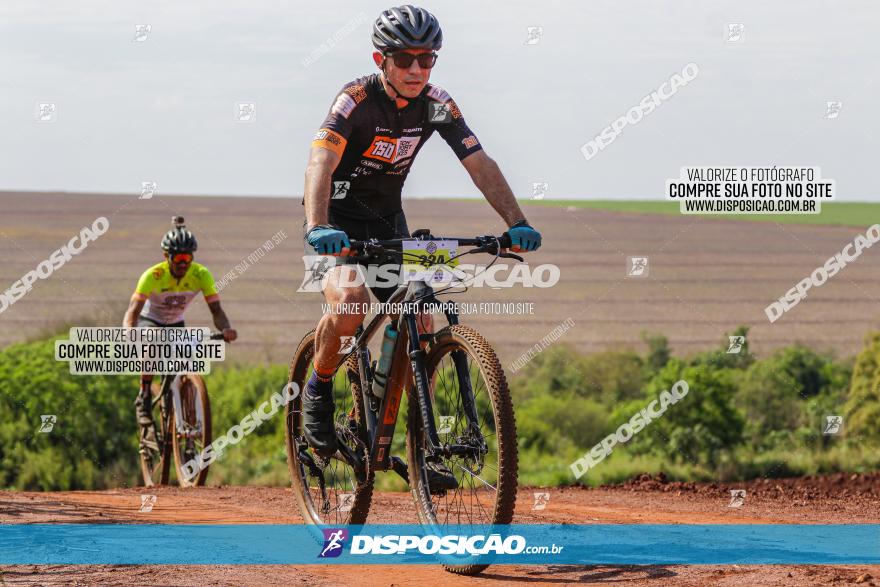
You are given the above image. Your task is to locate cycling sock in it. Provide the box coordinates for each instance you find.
[306,363,334,399]
[313,360,334,381]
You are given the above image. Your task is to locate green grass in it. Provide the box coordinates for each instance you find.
[522,200,880,227]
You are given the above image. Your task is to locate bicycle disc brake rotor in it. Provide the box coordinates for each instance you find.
[458,424,488,474]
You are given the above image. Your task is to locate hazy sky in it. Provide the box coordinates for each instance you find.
[0,0,876,199]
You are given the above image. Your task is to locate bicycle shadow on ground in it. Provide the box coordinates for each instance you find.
[480,565,677,583]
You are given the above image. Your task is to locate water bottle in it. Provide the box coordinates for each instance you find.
[371,325,398,398]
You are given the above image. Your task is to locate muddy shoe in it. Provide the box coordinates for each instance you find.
[426,458,458,494]
[135,390,160,453]
[139,425,160,454]
[302,372,338,458]
[135,389,154,427]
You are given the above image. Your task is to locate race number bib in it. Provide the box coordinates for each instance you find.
[401,239,459,283]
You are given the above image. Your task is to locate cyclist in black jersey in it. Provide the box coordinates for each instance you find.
[300,6,543,482]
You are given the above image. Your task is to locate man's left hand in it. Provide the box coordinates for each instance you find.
[506,220,542,252]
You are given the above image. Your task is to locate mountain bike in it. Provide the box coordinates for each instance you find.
[138,332,224,487]
[285,230,521,575]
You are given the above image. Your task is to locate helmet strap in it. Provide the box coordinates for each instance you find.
[379,62,418,105]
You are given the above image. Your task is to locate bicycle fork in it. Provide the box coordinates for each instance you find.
[365,301,486,474]
[169,375,202,438]
[406,312,485,459]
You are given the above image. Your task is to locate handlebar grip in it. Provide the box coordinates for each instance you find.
[210,333,226,340]
[498,233,512,249]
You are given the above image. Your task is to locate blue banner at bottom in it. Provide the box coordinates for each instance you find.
[0,524,877,565]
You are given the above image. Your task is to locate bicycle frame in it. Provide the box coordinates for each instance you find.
[335,278,483,478]
[169,374,203,439]
[306,231,517,483]
[156,373,202,444]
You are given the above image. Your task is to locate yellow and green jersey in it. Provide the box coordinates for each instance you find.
[133,261,219,325]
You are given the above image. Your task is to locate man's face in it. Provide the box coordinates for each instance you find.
[373,49,434,98]
[166,252,192,278]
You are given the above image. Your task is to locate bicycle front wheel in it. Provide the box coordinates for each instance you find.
[406,324,518,575]
[171,374,212,487]
[139,380,171,487]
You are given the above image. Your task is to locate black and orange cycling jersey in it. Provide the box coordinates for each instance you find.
[308,73,483,222]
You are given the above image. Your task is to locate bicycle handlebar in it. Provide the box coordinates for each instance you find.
[347,233,513,255]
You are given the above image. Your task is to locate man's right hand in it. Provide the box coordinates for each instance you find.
[306,225,351,256]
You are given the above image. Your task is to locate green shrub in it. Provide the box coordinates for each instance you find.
[510,345,645,404]
[642,359,744,467]
[516,392,609,453]
[0,338,139,490]
[846,331,880,443]
[0,327,875,491]
[736,358,808,448]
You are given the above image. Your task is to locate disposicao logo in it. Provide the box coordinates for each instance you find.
[319,528,349,558]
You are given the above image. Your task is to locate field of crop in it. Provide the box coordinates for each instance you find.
[527,199,880,227]
[2,192,879,366]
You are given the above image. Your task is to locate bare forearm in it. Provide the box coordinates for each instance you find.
[467,154,528,227]
[303,148,340,229]
[123,297,144,328]
[304,172,332,228]
[211,307,231,332]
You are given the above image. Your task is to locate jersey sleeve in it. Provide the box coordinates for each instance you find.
[198,266,219,302]
[133,267,157,301]
[427,86,484,161]
[311,82,369,157]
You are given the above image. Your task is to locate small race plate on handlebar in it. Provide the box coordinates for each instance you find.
[401,239,459,282]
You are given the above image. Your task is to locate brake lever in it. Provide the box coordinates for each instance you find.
[499,251,524,262]
[469,244,523,262]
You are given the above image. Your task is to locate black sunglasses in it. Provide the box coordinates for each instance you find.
[384,51,438,69]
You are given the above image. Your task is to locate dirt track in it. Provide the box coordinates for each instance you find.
[2,474,879,586]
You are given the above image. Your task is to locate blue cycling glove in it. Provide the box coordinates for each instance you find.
[306,224,351,255]
[506,220,542,252]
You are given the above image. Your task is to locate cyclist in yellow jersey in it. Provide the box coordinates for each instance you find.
[123,216,237,452]
[133,261,220,325]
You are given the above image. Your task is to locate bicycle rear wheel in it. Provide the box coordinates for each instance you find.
[406,324,518,576]
[139,380,171,487]
[171,374,212,487]
[285,329,374,525]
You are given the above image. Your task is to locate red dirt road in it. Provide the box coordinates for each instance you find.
[2,474,879,586]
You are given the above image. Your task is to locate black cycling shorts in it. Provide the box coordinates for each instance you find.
[137,315,185,328]
[302,209,410,304]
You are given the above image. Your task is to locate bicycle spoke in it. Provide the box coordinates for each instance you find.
[454,462,496,491]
